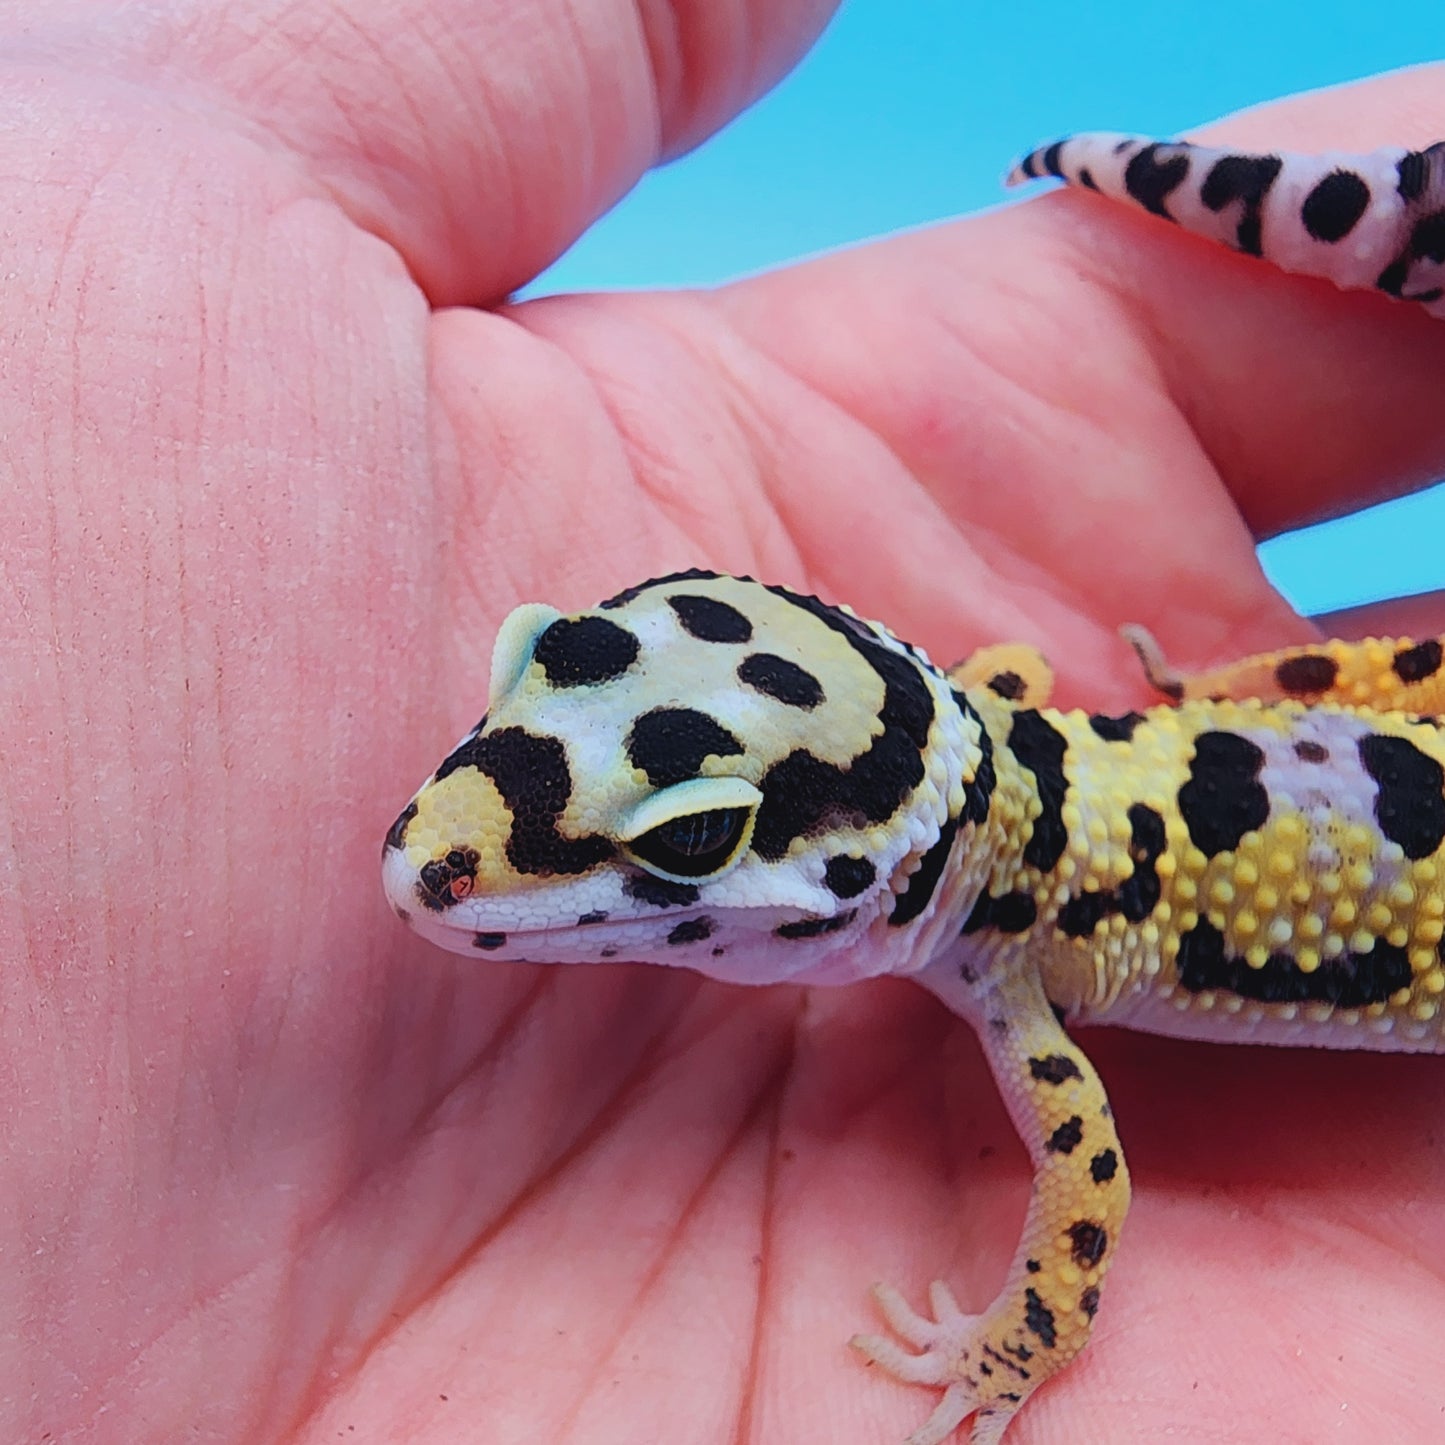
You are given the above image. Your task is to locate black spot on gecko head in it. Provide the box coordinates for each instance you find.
[533,615,640,686]
[1089,1149,1118,1185]
[667,917,715,945]
[473,931,507,950]
[1177,731,1268,857]
[1088,711,1144,743]
[824,854,876,899]
[1394,639,1444,685]
[436,728,615,877]
[417,847,480,911]
[577,910,609,926]
[627,708,744,789]
[891,817,960,927]
[1294,739,1329,764]
[384,800,417,852]
[668,593,753,643]
[986,670,1026,701]
[1358,732,1445,859]
[1300,169,1371,243]
[664,592,757,644]
[1273,653,1339,695]
[1080,1286,1101,1319]
[737,652,825,709]
[625,873,699,908]
[1008,711,1069,871]
[1067,1220,1108,1268]
[776,910,856,940]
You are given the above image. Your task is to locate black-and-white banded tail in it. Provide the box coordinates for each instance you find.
[1009,132,1445,319]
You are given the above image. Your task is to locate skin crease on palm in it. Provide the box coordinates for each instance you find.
[5,0,1445,1439]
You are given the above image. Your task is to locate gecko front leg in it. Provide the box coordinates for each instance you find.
[852,961,1131,1444]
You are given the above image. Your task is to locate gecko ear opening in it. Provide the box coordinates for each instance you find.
[488,603,564,709]
[619,777,763,882]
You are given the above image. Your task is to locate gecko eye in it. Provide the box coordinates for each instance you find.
[628,807,754,879]
[618,776,764,883]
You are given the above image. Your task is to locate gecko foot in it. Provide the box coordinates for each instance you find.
[850,1282,1019,1445]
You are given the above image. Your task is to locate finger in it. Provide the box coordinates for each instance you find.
[1010,62,1445,539]
[147,0,836,303]
[1320,588,1445,641]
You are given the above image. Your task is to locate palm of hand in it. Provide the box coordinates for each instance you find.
[6,11,1445,1443]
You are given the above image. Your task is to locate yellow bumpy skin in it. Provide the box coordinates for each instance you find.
[384,571,1445,1443]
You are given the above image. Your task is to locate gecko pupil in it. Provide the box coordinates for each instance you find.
[630,807,751,877]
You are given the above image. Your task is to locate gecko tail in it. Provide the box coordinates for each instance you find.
[1007,131,1445,318]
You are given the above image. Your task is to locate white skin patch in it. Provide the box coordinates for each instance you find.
[1241,710,1406,891]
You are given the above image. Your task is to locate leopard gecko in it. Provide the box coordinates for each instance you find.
[382,135,1445,1443]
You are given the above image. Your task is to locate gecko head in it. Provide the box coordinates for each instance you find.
[382,572,972,984]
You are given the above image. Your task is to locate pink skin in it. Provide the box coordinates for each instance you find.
[2,4,1443,1439]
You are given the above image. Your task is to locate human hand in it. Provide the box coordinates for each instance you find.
[5,4,1444,1440]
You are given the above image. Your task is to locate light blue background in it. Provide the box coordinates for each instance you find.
[529,0,1445,618]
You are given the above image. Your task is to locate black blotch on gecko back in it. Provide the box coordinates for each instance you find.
[1088,712,1144,743]
[1274,653,1339,695]
[1177,731,1269,857]
[1176,919,1413,1006]
[1008,711,1069,871]
[961,889,1037,936]
[1394,639,1444,685]
[1358,733,1445,859]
